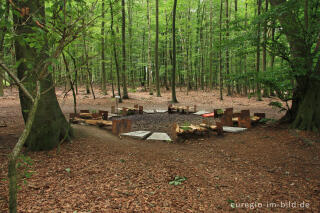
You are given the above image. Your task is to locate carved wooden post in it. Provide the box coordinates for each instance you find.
[221,108,233,126]
[239,110,251,128]
[112,120,121,135]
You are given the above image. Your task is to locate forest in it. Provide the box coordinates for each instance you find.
[0,0,320,212]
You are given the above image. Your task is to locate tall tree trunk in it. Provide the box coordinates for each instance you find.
[110,0,122,102]
[186,3,192,93]
[110,50,115,98]
[209,0,214,90]
[82,27,91,95]
[155,0,161,97]
[147,0,153,95]
[121,0,129,99]
[270,21,275,96]
[127,0,134,88]
[13,0,71,151]
[262,0,268,97]
[219,0,224,100]
[165,6,170,90]
[243,0,248,96]
[171,0,178,103]
[256,0,262,101]
[225,0,231,96]
[0,0,9,97]
[101,0,107,95]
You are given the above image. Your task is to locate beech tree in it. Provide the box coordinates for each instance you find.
[12,0,71,151]
[269,0,320,131]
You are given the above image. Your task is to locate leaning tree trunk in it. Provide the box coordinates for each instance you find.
[13,0,71,151]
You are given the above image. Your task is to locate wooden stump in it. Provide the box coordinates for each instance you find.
[221,108,233,126]
[99,110,108,120]
[239,110,251,128]
[121,119,132,133]
[112,120,121,135]
[216,122,224,136]
[139,106,144,114]
[171,123,179,141]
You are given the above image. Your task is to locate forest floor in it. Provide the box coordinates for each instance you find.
[0,86,320,212]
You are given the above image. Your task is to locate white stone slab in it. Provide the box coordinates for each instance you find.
[144,110,156,114]
[156,109,168,113]
[108,113,120,119]
[193,110,209,115]
[121,131,152,139]
[223,126,247,133]
[147,132,172,142]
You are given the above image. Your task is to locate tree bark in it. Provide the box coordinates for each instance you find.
[262,0,268,97]
[0,0,9,97]
[171,0,178,103]
[127,0,135,89]
[256,0,262,101]
[219,0,224,100]
[9,81,40,213]
[147,0,153,95]
[155,0,161,97]
[269,0,320,131]
[121,0,129,99]
[101,0,107,95]
[209,0,214,90]
[225,0,231,96]
[243,0,248,96]
[13,0,71,151]
[110,0,122,102]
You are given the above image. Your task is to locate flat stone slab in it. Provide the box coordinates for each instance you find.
[144,110,156,114]
[193,111,210,115]
[223,126,247,133]
[147,132,172,142]
[108,113,120,118]
[121,131,152,139]
[156,109,168,113]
